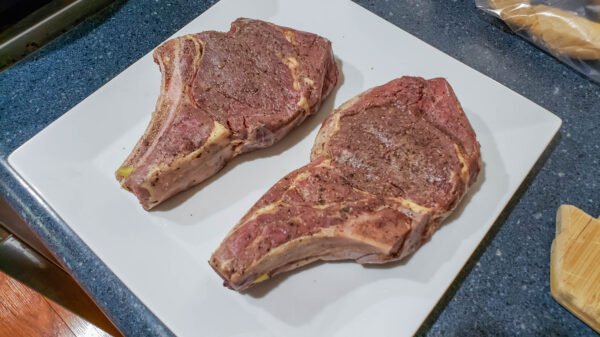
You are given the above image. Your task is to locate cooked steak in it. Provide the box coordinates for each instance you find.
[210,77,481,291]
[116,18,338,209]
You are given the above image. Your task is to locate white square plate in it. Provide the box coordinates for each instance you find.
[9,0,561,336]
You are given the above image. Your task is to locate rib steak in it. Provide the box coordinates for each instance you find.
[210,77,481,291]
[116,18,338,209]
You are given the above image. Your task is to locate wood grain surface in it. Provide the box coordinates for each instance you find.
[551,205,600,333]
[0,269,112,337]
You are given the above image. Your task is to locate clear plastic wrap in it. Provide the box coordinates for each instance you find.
[476,0,600,82]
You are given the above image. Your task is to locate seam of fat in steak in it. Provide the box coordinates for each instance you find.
[116,18,338,209]
[210,76,481,291]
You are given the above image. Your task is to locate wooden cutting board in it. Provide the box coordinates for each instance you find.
[551,204,600,333]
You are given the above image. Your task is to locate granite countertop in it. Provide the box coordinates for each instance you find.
[1,0,599,336]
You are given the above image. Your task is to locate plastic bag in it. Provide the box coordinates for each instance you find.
[476,0,600,82]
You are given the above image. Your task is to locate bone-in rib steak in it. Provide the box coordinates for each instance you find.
[210,77,481,291]
[116,18,338,209]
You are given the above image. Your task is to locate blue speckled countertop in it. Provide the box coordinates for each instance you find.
[1,0,599,336]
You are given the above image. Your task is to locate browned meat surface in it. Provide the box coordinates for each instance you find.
[210,77,481,291]
[116,18,338,209]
